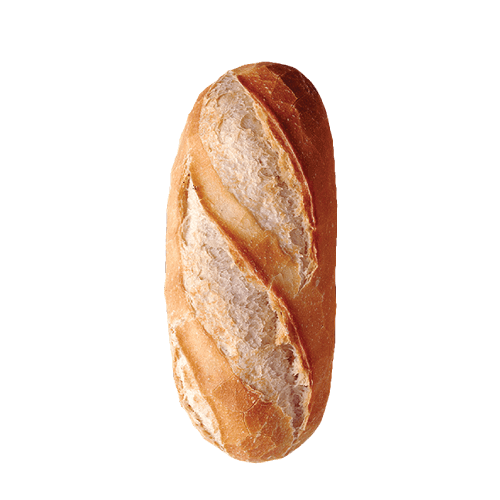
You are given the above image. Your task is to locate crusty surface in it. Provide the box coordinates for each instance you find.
[165,62,336,462]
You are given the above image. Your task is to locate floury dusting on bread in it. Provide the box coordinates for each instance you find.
[165,62,337,462]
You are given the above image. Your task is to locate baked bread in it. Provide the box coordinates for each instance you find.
[165,62,336,462]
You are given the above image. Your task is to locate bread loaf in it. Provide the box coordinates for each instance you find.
[165,62,336,462]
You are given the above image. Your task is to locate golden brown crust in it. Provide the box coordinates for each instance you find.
[165,62,336,461]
